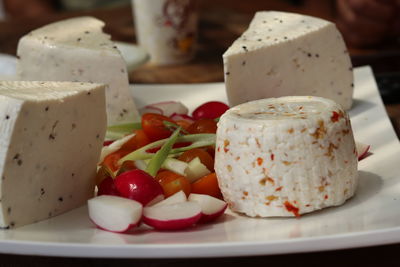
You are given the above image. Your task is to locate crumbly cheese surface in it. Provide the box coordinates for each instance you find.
[215,96,358,217]
[223,11,354,110]
[16,16,139,125]
[0,81,107,228]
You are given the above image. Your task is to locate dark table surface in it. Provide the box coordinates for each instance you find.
[0,0,399,266]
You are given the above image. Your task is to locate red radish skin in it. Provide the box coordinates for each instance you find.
[355,141,371,161]
[198,205,227,223]
[140,101,189,117]
[90,218,140,234]
[143,213,201,231]
[88,195,143,233]
[143,201,202,230]
[188,194,228,223]
[192,101,229,120]
[114,169,164,206]
[97,177,120,197]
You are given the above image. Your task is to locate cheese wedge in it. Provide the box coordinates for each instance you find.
[223,11,354,109]
[215,96,358,217]
[0,81,106,228]
[16,16,139,125]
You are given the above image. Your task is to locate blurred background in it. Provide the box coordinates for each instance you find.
[0,0,398,134]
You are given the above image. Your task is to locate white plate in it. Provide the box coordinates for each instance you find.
[0,66,399,258]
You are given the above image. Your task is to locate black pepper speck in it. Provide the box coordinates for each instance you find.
[242,61,246,66]
[77,38,81,42]
[49,134,55,140]
[307,53,312,57]
[225,72,230,75]
[7,207,11,214]
[45,106,49,111]
[351,83,354,87]
[242,46,248,52]
[41,188,45,196]
[17,159,22,166]
[58,197,63,202]
[10,222,15,227]
[87,92,91,95]
[5,115,9,120]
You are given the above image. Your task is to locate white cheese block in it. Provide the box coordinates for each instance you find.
[215,96,358,217]
[223,11,354,110]
[16,16,139,125]
[0,81,107,228]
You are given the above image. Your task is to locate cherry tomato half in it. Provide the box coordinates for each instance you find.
[192,101,229,120]
[191,173,222,199]
[142,113,176,141]
[156,170,191,197]
[178,148,214,171]
[187,119,217,134]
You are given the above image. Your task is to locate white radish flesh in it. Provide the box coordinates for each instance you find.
[143,201,201,230]
[188,194,227,223]
[152,191,187,207]
[88,195,143,233]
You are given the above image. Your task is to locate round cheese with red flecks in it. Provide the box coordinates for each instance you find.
[215,96,358,217]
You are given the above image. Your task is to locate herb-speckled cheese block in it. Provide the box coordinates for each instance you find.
[0,81,107,228]
[16,16,139,125]
[223,11,354,110]
[215,96,358,217]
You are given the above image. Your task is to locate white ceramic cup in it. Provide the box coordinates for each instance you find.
[133,0,198,65]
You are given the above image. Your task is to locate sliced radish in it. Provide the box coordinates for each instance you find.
[152,190,187,207]
[356,141,371,160]
[188,194,227,223]
[143,201,201,230]
[140,101,189,117]
[88,195,143,233]
[97,177,119,197]
[185,157,211,183]
[114,169,164,206]
[170,113,195,123]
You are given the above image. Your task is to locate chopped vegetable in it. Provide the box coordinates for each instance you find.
[106,122,142,140]
[191,173,222,199]
[118,133,216,163]
[145,127,181,177]
[156,170,191,197]
[142,113,176,141]
[192,101,229,120]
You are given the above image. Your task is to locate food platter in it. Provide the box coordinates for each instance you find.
[0,66,399,258]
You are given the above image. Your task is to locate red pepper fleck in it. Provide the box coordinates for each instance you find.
[331,111,340,122]
[275,186,283,191]
[284,201,300,217]
[217,147,220,152]
[270,154,275,161]
[324,195,328,199]
[257,157,263,166]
